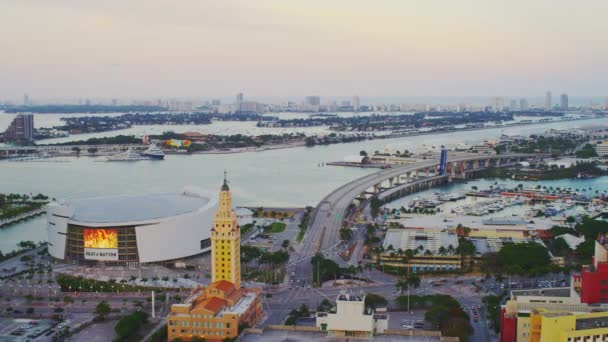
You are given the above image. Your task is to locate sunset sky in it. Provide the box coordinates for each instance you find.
[1,0,607,100]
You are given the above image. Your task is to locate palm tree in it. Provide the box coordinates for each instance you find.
[404,249,415,259]
[438,246,447,256]
[407,274,421,290]
[399,252,410,275]
[424,249,433,256]
[400,272,422,313]
[396,278,408,294]
[447,244,455,255]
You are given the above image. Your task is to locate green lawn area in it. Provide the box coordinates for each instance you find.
[264,222,287,234]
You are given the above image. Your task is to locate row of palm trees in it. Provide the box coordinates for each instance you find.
[474,182,607,195]
[369,244,459,261]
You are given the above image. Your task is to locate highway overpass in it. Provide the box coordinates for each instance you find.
[303,153,546,259]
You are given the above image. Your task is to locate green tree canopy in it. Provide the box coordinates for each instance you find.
[492,242,551,275]
[364,293,388,310]
[94,300,111,321]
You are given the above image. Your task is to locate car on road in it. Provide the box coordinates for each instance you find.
[401,324,414,330]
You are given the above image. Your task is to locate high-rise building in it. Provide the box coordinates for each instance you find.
[560,93,568,111]
[509,99,518,112]
[490,96,504,112]
[519,98,528,111]
[235,92,244,112]
[353,96,360,112]
[3,114,34,142]
[596,141,608,157]
[545,91,552,111]
[305,96,320,106]
[23,93,29,106]
[211,174,241,288]
[237,101,263,114]
[167,176,263,341]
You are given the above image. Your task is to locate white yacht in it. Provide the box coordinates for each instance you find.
[140,144,165,160]
[106,148,149,162]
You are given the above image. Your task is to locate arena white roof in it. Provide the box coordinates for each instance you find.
[66,193,211,223]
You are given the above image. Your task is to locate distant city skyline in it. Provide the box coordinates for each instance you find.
[1,0,607,98]
[3,94,607,108]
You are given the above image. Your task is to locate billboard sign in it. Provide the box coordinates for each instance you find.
[438,147,448,176]
[84,248,118,261]
[83,228,119,261]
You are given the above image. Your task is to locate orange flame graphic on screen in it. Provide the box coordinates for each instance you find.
[83,229,118,249]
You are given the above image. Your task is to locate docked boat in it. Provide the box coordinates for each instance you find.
[140,144,165,160]
[420,199,441,208]
[106,148,149,162]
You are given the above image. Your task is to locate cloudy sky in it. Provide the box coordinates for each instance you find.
[1,0,607,100]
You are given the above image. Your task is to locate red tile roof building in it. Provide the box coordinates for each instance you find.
[167,177,263,341]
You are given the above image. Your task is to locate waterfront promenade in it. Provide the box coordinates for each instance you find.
[0,208,45,228]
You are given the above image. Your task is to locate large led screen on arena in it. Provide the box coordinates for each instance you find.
[83,228,118,248]
[83,228,119,260]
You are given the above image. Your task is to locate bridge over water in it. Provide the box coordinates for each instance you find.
[302,153,547,259]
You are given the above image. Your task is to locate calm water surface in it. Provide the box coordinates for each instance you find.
[0,117,606,252]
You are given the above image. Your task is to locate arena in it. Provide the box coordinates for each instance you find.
[46,187,218,265]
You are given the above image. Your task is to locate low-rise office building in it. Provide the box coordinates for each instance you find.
[596,141,608,157]
[381,229,461,272]
[389,215,556,239]
[500,235,608,342]
[316,291,389,338]
[168,281,262,341]
[531,310,608,342]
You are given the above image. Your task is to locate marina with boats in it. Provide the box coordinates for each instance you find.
[403,183,608,219]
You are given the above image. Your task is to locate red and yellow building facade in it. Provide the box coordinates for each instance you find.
[168,176,263,341]
[500,235,608,342]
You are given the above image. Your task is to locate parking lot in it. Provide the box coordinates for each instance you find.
[387,310,427,331]
[0,318,60,342]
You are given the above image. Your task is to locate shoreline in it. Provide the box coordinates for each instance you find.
[1,116,605,158]
[174,116,607,155]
